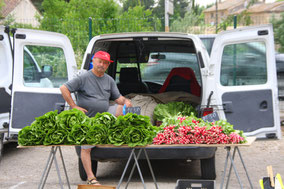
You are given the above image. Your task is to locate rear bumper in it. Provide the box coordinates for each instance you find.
[75,146,217,161]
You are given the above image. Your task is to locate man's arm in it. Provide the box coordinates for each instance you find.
[115,95,132,107]
[59,85,87,113]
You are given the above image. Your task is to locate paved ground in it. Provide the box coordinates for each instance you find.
[0,127,283,189]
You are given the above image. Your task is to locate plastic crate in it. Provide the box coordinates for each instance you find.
[175,179,215,189]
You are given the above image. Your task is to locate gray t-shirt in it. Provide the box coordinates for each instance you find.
[64,70,121,117]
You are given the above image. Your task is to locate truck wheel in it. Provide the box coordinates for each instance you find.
[0,133,4,162]
[78,158,98,181]
[200,156,216,179]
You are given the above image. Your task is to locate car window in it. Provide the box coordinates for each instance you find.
[116,62,140,82]
[23,45,68,88]
[142,52,201,85]
[200,37,215,55]
[220,41,267,86]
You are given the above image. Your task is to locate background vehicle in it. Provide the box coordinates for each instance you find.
[0,26,77,161]
[0,25,280,181]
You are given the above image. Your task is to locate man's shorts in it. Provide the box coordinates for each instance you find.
[81,104,118,150]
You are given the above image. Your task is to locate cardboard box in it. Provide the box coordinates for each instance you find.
[77,184,116,189]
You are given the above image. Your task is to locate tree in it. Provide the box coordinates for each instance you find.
[31,0,44,12]
[0,0,4,19]
[170,1,205,34]
[120,0,155,12]
[116,6,161,32]
[39,0,120,52]
[271,13,284,52]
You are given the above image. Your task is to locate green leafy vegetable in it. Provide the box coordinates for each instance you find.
[67,123,89,145]
[18,110,158,147]
[43,129,67,145]
[18,125,45,146]
[86,124,108,145]
[154,102,197,122]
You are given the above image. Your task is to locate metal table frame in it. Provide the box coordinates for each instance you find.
[38,146,70,189]
[18,137,255,189]
[117,148,159,189]
[220,146,253,189]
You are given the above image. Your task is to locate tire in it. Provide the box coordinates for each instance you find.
[0,133,4,162]
[200,156,216,179]
[78,158,98,181]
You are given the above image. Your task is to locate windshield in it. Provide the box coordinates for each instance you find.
[142,52,201,85]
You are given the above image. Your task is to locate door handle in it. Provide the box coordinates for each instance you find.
[259,101,268,110]
[223,101,233,113]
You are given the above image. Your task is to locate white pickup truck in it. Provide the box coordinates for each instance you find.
[0,24,281,180]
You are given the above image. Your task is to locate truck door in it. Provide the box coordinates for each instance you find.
[0,26,12,122]
[9,28,77,135]
[209,24,281,138]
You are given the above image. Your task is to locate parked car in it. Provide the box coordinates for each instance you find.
[0,25,281,181]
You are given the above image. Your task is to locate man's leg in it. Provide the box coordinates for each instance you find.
[80,147,100,185]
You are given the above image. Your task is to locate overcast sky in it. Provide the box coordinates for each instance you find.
[196,0,276,6]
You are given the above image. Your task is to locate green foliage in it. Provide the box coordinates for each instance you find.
[153,102,197,122]
[120,0,155,12]
[1,14,34,29]
[271,13,284,52]
[171,11,205,34]
[114,6,160,33]
[39,0,119,52]
[38,0,159,57]
[217,10,252,32]
[18,109,158,147]
[0,0,4,19]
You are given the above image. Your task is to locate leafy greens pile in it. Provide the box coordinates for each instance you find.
[18,109,158,147]
[153,101,197,122]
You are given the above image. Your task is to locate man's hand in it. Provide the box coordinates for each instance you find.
[72,105,88,113]
[125,99,132,107]
[115,96,132,107]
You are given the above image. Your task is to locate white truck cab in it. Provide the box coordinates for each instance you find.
[0,24,280,178]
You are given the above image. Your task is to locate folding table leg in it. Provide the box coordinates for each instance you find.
[54,153,64,189]
[58,147,71,189]
[220,147,230,189]
[117,149,135,189]
[227,147,244,188]
[132,149,146,189]
[236,147,254,189]
[125,149,143,188]
[38,146,58,189]
[225,147,237,189]
[143,149,159,189]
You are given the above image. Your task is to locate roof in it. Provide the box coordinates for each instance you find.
[204,0,246,13]
[1,0,21,17]
[1,0,41,18]
[234,1,284,14]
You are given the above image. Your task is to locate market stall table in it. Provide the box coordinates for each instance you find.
[17,137,256,189]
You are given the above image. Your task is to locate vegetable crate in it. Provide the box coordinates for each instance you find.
[175,179,215,189]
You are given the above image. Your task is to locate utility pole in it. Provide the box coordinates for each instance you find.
[165,0,174,32]
[215,0,218,33]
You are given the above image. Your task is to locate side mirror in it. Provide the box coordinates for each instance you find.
[41,65,53,78]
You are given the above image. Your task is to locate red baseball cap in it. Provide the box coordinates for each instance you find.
[93,51,113,63]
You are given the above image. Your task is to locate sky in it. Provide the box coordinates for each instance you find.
[195,0,276,7]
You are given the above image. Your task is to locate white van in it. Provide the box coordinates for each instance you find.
[0,24,280,179]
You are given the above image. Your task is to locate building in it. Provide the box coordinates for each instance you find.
[204,0,248,26]
[204,0,284,26]
[0,0,41,27]
[235,1,284,25]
